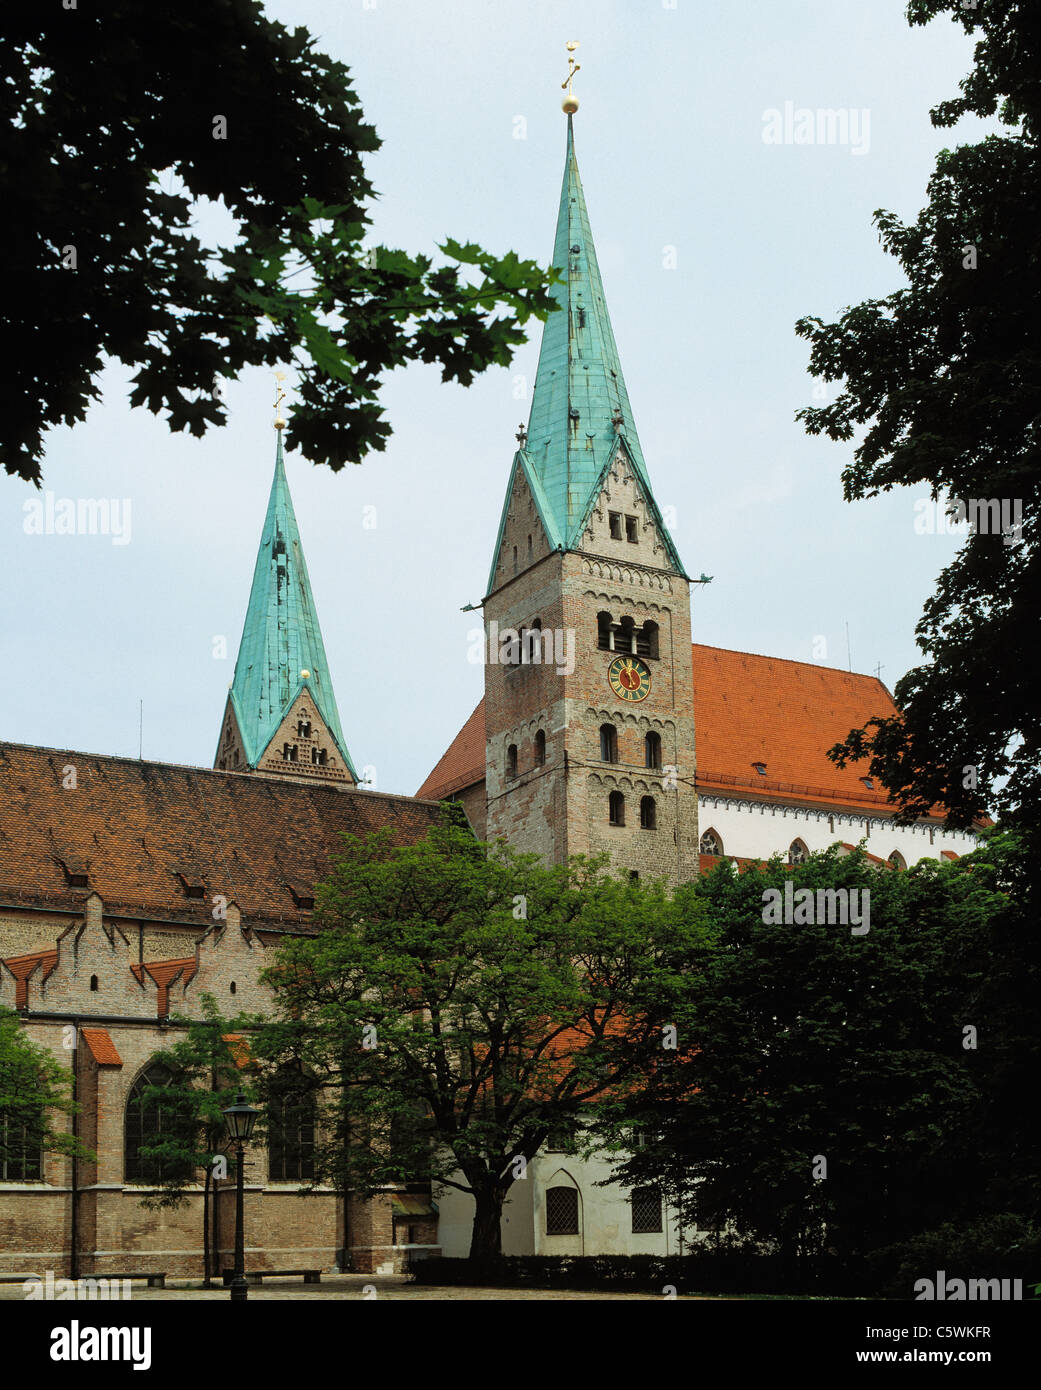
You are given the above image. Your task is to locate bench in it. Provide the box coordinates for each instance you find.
[221,1268,320,1286]
[1,1271,166,1288]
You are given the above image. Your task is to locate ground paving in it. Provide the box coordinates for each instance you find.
[1,1272,703,1301]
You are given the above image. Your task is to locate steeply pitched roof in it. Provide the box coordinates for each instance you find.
[416,701,486,800]
[227,432,356,777]
[690,644,902,811]
[489,116,684,590]
[416,644,920,816]
[0,742,443,927]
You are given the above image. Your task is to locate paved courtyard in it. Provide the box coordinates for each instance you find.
[3,1272,704,1301]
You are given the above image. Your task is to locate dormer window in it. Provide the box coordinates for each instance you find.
[176,873,205,900]
[58,858,90,888]
[288,885,316,911]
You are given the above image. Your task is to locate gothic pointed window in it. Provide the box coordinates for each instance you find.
[888,850,906,870]
[268,1066,316,1182]
[124,1064,193,1184]
[506,745,518,780]
[546,1186,579,1235]
[699,829,723,856]
[645,731,662,769]
[534,730,546,767]
[788,839,808,865]
[609,790,625,826]
[640,796,657,830]
[599,724,618,763]
[0,1106,43,1181]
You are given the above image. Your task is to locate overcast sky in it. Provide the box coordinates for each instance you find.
[1,1,992,797]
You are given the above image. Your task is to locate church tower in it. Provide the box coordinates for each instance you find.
[215,418,358,787]
[482,106,697,883]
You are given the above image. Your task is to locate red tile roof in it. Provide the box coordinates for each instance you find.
[416,701,486,800]
[81,1027,122,1066]
[417,644,926,816]
[3,948,58,1008]
[0,743,444,926]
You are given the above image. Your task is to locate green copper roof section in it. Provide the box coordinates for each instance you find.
[227,433,357,778]
[521,115,686,574]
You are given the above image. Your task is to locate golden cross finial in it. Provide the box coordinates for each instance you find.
[274,370,287,430]
[562,40,580,114]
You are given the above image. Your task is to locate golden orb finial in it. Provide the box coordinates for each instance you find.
[301,669,311,680]
[561,40,580,114]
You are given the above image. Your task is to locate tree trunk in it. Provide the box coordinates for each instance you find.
[468,1184,506,1263]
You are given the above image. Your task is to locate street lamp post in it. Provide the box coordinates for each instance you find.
[222,1092,259,1303]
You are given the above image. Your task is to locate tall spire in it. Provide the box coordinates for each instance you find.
[221,429,357,779]
[512,110,685,575]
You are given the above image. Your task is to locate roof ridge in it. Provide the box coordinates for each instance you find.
[691,642,889,686]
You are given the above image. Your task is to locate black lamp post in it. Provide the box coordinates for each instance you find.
[222,1092,259,1302]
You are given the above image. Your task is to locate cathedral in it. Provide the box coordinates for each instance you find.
[0,106,979,1278]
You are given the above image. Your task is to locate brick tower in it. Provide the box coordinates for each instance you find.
[482,113,697,883]
[214,421,358,787]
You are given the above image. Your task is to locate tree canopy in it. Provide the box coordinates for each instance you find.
[2,2,558,483]
[0,1006,94,1173]
[796,0,1040,861]
[594,838,1037,1271]
[257,817,705,1260]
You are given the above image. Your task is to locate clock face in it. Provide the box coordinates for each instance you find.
[608,655,651,703]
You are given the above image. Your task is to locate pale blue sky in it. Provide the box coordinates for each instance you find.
[1,1,991,795]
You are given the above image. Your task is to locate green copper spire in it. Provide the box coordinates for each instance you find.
[227,432,357,777]
[488,115,685,591]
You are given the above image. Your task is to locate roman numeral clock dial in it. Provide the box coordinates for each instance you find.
[608,655,651,703]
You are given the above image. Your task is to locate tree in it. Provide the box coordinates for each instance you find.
[258,816,703,1261]
[129,999,259,1282]
[795,1,1041,860]
[131,1001,257,1211]
[2,2,559,483]
[596,846,1008,1263]
[0,1006,94,1173]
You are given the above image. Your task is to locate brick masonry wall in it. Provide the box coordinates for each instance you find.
[484,455,698,884]
[0,893,402,1277]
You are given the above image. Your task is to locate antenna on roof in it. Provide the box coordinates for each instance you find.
[138,699,143,760]
[845,621,852,673]
[874,662,884,682]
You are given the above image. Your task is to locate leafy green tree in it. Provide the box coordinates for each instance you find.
[597,846,1007,1262]
[3,2,558,483]
[132,997,259,1213]
[0,1006,94,1172]
[258,816,703,1261]
[796,0,1040,859]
